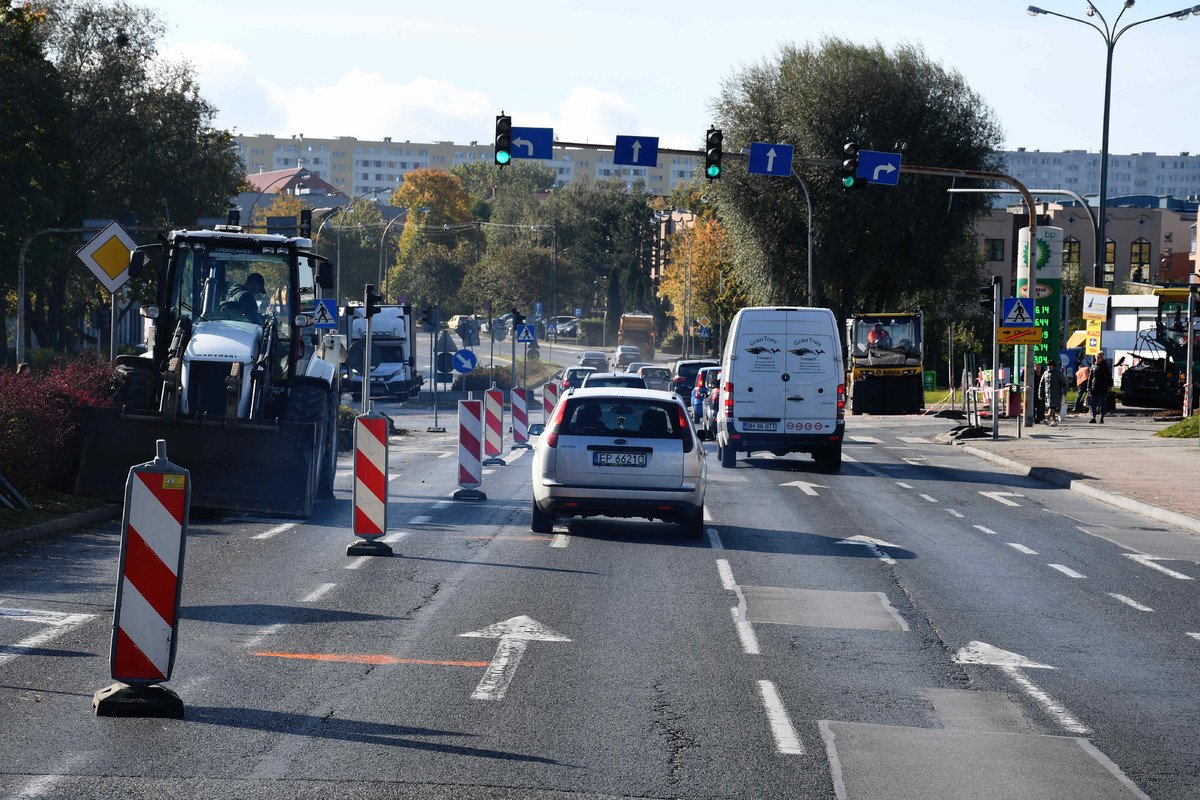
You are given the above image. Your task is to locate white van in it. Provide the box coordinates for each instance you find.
[715,307,846,471]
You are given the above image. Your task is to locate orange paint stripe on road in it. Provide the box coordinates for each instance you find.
[253,651,487,667]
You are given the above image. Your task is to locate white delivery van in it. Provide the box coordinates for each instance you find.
[715,307,845,471]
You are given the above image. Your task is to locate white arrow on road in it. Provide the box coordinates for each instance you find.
[872,162,897,181]
[513,137,534,155]
[631,139,642,162]
[766,147,777,172]
[979,491,1025,506]
[836,534,901,565]
[953,641,1089,734]
[460,615,570,701]
[780,480,827,496]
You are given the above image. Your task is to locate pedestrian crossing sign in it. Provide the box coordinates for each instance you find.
[313,298,338,329]
[1002,298,1035,327]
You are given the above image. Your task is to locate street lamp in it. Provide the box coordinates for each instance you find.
[246,168,312,227]
[1026,2,1200,287]
[378,209,408,301]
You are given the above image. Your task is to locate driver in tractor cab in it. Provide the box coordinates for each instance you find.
[868,322,891,349]
[227,272,266,324]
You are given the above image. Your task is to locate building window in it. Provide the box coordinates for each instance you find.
[1103,238,1116,289]
[1063,236,1081,269]
[985,239,1005,262]
[1129,238,1151,282]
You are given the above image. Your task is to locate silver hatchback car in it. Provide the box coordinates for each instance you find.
[530,388,707,537]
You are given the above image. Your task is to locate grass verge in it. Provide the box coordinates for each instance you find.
[1156,413,1199,439]
[0,490,109,534]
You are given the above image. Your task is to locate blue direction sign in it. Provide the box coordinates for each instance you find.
[312,298,338,329]
[856,150,902,185]
[452,349,478,373]
[510,127,554,160]
[614,135,659,167]
[573,307,582,317]
[1002,298,1035,327]
[747,142,794,177]
[533,300,543,320]
[698,326,711,340]
[515,323,537,344]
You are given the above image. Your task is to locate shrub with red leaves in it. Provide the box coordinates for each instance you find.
[0,358,118,494]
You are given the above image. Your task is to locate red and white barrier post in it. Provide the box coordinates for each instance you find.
[542,381,560,425]
[93,439,190,718]
[510,387,532,450]
[483,387,506,466]
[454,399,487,501]
[349,413,392,556]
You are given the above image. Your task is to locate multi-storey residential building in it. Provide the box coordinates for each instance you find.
[233,133,700,197]
[999,148,1200,201]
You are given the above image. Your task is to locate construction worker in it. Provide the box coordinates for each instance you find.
[227,272,266,323]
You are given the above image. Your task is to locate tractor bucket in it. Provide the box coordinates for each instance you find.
[75,407,318,517]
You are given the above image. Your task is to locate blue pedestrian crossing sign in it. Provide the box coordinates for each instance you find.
[515,324,537,344]
[510,127,554,160]
[698,326,711,339]
[452,349,477,374]
[1002,298,1035,327]
[312,298,338,329]
[747,142,794,176]
[614,135,659,167]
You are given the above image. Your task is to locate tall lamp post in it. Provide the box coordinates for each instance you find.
[1027,2,1199,287]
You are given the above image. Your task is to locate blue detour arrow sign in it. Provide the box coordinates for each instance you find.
[510,127,553,160]
[856,150,902,185]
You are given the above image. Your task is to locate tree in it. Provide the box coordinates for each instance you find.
[711,38,1003,326]
[389,168,475,262]
[250,192,304,232]
[657,218,728,339]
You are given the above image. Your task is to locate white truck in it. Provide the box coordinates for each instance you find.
[342,305,423,401]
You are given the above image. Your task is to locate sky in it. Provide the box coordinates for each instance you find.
[146,0,1200,156]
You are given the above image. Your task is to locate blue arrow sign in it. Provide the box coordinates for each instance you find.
[1002,298,1035,328]
[452,349,478,373]
[510,127,554,160]
[614,135,659,167]
[312,298,338,329]
[533,300,543,320]
[515,323,537,344]
[856,150,902,185]
[747,142,794,176]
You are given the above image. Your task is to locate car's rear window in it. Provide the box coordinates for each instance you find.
[641,368,670,380]
[562,398,684,439]
[584,376,645,388]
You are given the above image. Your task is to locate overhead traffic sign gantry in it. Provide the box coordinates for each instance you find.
[748,142,794,176]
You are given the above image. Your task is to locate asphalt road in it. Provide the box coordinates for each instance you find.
[1,411,1197,798]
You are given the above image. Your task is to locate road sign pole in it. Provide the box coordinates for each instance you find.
[992,276,1001,441]
[109,290,118,363]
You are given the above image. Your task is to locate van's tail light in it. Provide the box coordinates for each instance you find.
[544,398,570,448]
[837,383,846,419]
[677,404,694,453]
[723,382,734,416]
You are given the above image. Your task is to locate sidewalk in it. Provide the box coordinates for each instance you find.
[936,408,1200,536]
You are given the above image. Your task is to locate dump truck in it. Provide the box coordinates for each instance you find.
[618,313,656,360]
[75,224,342,517]
[845,311,925,415]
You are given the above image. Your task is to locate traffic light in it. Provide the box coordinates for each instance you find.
[419,304,435,332]
[299,208,312,238]
[979,278,999,314]
[841,141,860,189]
[705,127,723,179]
[495,113,512,166]
[364,284,382,318]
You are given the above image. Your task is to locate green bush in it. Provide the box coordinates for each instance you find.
[577,318,605,346]
[452,366,512,392]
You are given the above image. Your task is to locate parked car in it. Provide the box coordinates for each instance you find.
[625,361,653,374]
[541,315,579,338]
[530,388,707,538]
[671,358,719,398]
[691,366,722,423]
[561,366,596,391]
[579,350,609,371]
[582,372,648,389]
[612,345,642,371]
[638,366,672,392]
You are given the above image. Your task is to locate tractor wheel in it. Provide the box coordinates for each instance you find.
[285,384,335,501]
[114,362,156,410]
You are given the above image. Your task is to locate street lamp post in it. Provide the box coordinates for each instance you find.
[1027,2,1200,288]
[378,209,408,301]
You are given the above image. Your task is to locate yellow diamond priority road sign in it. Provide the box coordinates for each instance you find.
[77,221,136,293]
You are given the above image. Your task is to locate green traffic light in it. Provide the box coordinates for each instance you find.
[496,151,511,165]
[707,164,721,178]
[841,175,856,188]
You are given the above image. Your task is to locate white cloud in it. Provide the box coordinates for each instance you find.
[158,40,251,87]
[553,87,639,144]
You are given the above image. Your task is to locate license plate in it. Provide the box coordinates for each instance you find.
[593,451,647,468]
[742,421,777,432]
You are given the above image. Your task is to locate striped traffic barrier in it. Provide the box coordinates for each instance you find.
[510,387,532,450]
[542,381,560,424]
[483,388,506,466]
[349,413,392,556]
[453,399,487,501]
[93,439,190,718]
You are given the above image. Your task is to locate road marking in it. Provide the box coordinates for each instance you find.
[344,556,372,570]
[1006,543,1038,555]
[703,506,713,522]
[244,623,285,648]
[437,451,453,458]
[1048,564,1086,579]
[757,680,803,755]
[919,493,937,503]
[1124,553,1193,580]
[898,437,928,444]
[483,469,495,476]
[408,515,432,524]
[551,534,569,548]
[1187,633,1200,641]
[254,522,297,540]
[460,616,571,701]
[0,613,96,667]
[382,530,410,543]
[388,474,402,482]
[895,482,914,489]
[836,535,900,565]
[1108,593,1153,612]
[12,753,89,799]
[780,480,826,496]
[302,583,337,603]
[715,559,760,655]
[432,500,451,510]
[953,641,1089,735]
[254,652,488,667]
[849,435,882,444]
[973,525,997,535]
[980,491,1024,506]
[903,458,927,466]
[505,449,527,463]
[946,509,964,518]
[1000,664,1090,734]
[0,607,93,627]
[706,527,724,550]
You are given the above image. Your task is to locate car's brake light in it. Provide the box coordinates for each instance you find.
[677,404,694,453]
[544,398,570,447]
[837,383,846,419]
[723,381,734,415]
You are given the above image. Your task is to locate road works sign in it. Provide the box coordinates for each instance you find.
[77,221,136,293]
[997,327,1042,345]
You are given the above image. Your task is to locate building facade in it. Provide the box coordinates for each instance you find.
[999,148,1200,201]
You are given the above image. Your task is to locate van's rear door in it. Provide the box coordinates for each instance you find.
[783,310,840,435]
[730,313,787,435]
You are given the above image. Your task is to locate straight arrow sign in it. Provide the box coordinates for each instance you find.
[460,615,570,701]
[780,480,826,496]
[953,640,1089,735]
[836,534,901,565]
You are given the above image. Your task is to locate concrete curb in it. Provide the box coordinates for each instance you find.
[957,443,1200,537]
[0,504,120,551]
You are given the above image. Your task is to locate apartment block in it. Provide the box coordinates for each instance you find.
[999,148,1200,201]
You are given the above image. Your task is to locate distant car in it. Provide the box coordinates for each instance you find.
[541,315,579,338]
[582,372,648,390]
[626,361,653,373]
[638,366,672,392]
[562,366,596,391]
[612,345,642,370]
[700,369,723,440]
[671,358,719,398]
[530,387,707,538]
[691,366,722,423]
[579,350,609,371]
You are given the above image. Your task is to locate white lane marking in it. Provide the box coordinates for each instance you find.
[836,535,898,566]
[757,680,804,755]
[706,527,724,550]
[388,474,402,482]
[840,453,892,480]
[895,482,914,489]
[302,583,337,603]
[918,493,937,503]
[1006,542,1039,555]
[483,469,495,476]
[973,525,997,535]
[1125,553,1193,580]
[781,480,826,496]
[703,506,713,522]
[902,458,927,466]
[980,491,1024,506]
[254,522,297,540]
[1187,633,1200,641]
[0,607,93,627]
[898,437,929,444]
[0,613,96,667]
[382,530,410,544]
[946,509,964,518]
[1000,664,1090,735]
[344,556,372,570]
[504,449,528,464]
[551,534,569,548]
[408,515,432,525]
[432,500,452,510]
[1048,564,1086,579]
[1108,593,1153,612]
[437,451,453,458]
[849,435,882,444]
[715,559,760,655]
[12,753,89,799]
[244,622,285,648]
